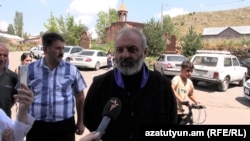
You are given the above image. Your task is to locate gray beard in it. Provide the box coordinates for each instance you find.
[116,54,145,75]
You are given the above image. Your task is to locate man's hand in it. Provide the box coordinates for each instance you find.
[78,132,100,141]
[2,128,14,141]
[14,83,34,112]
[14,83,34,123]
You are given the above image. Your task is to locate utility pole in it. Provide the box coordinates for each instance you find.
[161,1,164,30]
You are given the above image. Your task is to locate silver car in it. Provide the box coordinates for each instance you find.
[153,54,188,76]
[63,46,83,61]
[243,80,250,100]
[70,49,108,70]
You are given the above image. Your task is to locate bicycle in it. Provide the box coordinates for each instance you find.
[178,101,207,125]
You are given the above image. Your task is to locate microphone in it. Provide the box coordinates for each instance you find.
[95,97,122,141]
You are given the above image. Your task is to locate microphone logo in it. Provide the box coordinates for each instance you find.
[95,97,122,141]
[109,99,119,111]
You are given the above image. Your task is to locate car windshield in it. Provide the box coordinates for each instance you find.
[167,56,186,61]
[193,56,218,67]
[80,51,94,56]
[64,47,71,53]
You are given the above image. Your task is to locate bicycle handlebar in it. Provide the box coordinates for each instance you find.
[180,101,206,109]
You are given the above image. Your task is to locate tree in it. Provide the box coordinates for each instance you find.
[22,32,29,40]
[143,18,166,55]
[44,12,59,33]
[181,26,203,58]
[13,11,24,37]
[162,15,175,38]
[44,12,88,45]
[7,24,15,35]
[95,8,117,43]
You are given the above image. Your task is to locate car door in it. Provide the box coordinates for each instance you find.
[97,51,107,67]
[154,55,165,72]
[221,57,235,81]
[231,57,245,81]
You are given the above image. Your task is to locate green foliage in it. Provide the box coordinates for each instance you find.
[162,15,175,37]
[22,32,29,40]
[144,16,176,56]
[241,37,250,46]
[95,8,117,43]
[44,12,88,45]
[13,11,24,37]
[102,41,115,52]
[7,24,15,35]
[44,12,59,32]
[144,18,166,55]
[203,37,250,49]
[181,26,203,58]
[90,41,114,53]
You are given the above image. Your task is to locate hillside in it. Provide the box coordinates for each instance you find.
[172,6,250,37]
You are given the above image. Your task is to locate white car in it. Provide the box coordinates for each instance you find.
[70,49,108,70]
[153,54,188,76]
[29,46,37,58]
[63,46,83,61]
[32,45,44,59]
[243,80,250,100]
[190,50,247,92]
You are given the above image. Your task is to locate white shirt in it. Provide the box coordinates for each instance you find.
[0,109,34,141]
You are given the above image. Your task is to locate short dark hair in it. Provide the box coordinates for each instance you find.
[20,53,32,61]
[181,60,194,69]
[42,32,64,48]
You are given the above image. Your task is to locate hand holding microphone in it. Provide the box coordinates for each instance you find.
[95,97,122,141]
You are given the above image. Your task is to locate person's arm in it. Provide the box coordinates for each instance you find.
[1,108,14,141]
[14,68,18,74]
[2,129,14,141]
[78,132,100,141]
[12,83,35,141]
[75,91,85,135]
[13,114,34,141]
[187,82,200,104]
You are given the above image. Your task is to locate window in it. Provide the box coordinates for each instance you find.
[193,56,217,66]
[224,58,232,67]
[80,51,94,56]
[167,56,187,61]
[232,58,239,66]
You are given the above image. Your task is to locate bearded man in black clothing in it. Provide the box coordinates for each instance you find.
[83,27,177,141]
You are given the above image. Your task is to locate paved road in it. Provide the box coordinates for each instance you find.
[9,51,250,140]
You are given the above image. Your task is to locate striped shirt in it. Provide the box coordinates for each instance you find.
[27,58,87,122]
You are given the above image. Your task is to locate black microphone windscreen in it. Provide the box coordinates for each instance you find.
[102,97,122,120]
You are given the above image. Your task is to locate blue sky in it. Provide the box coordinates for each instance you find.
[0,0,249,38]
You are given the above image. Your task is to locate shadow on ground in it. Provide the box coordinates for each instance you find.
[235,96,250,107]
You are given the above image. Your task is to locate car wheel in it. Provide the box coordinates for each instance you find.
[239,75,246,86]
[218,77,230,92]
[192,80,199,86]
[66,58,70,62]
[95,62,100,70]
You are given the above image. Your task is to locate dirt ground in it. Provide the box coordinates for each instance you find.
[8,51,250,141]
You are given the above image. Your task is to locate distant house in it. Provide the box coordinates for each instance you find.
[0,33,24,45]
[202,26,250,41]
[24,35,41,45]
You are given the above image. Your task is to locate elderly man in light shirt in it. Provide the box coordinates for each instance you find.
[0,84,34,141]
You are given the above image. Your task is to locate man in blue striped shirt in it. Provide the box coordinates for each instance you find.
[26,32,87,141]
